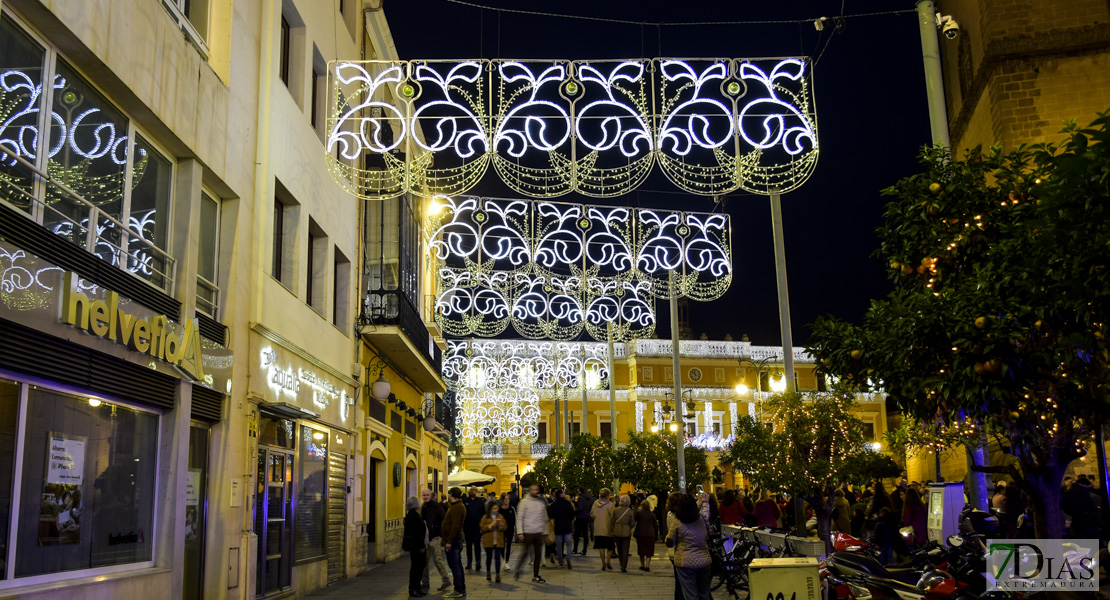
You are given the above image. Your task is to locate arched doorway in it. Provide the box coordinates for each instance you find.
[482,465,502,496]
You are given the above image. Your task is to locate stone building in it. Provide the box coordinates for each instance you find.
[0,1,443,598]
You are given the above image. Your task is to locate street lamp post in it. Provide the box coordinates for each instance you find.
[669,274,686,492]
[916,0,988,512]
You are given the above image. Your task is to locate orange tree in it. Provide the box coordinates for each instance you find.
[808,113,1110,538]
[722,389,900,543]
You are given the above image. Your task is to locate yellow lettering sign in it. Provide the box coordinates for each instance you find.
[60,274,206,381]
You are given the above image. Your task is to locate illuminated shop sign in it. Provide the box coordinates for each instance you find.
[61,273,205,380]
[260,346,350,421]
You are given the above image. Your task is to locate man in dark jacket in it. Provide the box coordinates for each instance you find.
[1062,475,1100,539]
[441,487,467,598]
[549,488,576,568]
[422,488,451,591]
[464,486,485,571]
[573,487,595,555]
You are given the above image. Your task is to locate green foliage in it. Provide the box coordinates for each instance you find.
[721,387,893,495]
[529,448,567,491]
[613,431,675,492]
[562,434,616,493]
[683,445,711,490]
[808,111,1110,537]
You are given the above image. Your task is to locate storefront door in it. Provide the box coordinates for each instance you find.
[255,446,293,597]
[183,424,210,600]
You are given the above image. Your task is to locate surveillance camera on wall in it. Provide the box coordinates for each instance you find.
[937,14,960,40]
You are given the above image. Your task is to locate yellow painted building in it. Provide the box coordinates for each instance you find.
[459,339,889,493]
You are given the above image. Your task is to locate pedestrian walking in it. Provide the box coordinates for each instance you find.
[610,494,635,572]
[403,496,429,598]
[591,488,616,570]
[463,487,484,572]
[573,487,594,555]
[667,494,713,600]
[634,499,658,572]
[420,488,451,591]
[479,499,506,583]
[548,488,575,568]
[499,493,516,563]
[514,484,548,584]
[441,487,467,598]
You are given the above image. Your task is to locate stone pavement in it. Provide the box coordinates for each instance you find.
[308,545,688,600]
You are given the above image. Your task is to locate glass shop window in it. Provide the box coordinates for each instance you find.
[15,387,159,577]
[127,136,173,289]
[295,425,328,562]
[0,379,19,580]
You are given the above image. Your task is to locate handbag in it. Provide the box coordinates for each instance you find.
[544,519,555,545]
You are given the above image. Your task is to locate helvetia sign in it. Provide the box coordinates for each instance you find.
[61,273,206,381]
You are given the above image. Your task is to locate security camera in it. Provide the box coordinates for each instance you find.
[937,14,960,40]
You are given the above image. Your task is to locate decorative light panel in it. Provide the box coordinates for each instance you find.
[326,58,818,199]
[444,339,611,445]
[429,195,731,341]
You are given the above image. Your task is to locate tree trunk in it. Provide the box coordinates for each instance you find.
[1023,461,1069,540]
[811,488,836,553]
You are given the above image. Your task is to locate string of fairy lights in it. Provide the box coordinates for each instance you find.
[445,339,611,444]
[326,57,818,200]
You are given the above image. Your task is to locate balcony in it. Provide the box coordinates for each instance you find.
[361,288,444,392]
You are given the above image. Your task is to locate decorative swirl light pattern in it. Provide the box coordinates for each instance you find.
[446,339,611,445]
[428,195,732,341]
[325,57,817,200]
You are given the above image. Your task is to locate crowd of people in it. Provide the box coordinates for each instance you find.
[402,474,1107,598]
[402,484,721,599]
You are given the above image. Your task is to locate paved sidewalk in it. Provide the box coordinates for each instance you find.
[308,545,684,600]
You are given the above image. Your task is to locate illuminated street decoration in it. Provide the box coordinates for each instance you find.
[444,339,610,445]
[429,195,731,341]
[327,57,817,199]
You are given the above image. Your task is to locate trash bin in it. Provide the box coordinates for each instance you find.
[748,557,820,600]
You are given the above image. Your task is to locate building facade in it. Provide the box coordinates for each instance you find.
[0,0,443,598]
[900,0,1110,485]
[938,0,1110,156]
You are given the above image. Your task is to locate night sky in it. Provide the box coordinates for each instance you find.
[384,0,934,346]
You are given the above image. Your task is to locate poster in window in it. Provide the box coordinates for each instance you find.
[40,432,86,545]
[185,469,202,543]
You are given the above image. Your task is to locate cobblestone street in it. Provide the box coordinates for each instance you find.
[309,546,688,600]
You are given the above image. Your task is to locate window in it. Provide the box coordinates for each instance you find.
[310,67,319,128]
[2,383,159,580]
[862,422,876,442]
[599,421,612,439]
[536,422,547,444]
[0,15,45,211]
[306,220,327,312]
[0,14,175,292]
[279,16,290,86]
[196,193,220,317]
[333,248,350,330]
[272,197,285,282]
[163,0,210,50]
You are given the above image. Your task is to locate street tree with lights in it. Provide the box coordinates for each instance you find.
[614,431,711,493]
[722,388,901,545]
[809,113,1110,539]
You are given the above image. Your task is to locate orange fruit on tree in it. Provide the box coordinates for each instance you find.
[929,182,943,195]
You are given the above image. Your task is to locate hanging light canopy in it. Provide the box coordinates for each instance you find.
[326,57,818,200]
